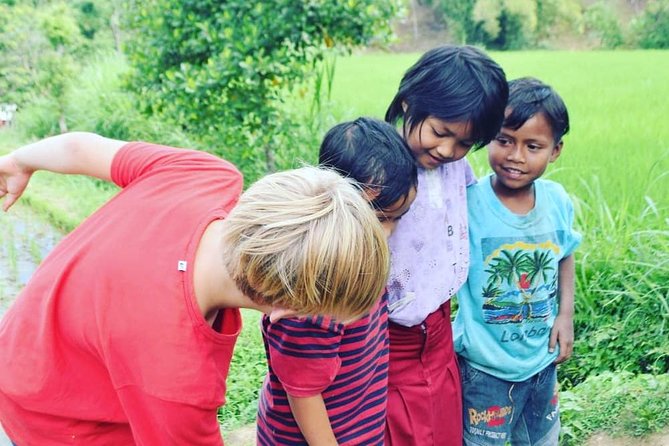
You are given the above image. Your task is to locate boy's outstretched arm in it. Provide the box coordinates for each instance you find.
[287,394,339,446]
[549,254,575,363]
[0,132,126,211]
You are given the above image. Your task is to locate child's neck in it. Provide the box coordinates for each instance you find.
[490,175,535,215]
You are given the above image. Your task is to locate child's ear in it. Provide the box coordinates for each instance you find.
[550,141,563,163]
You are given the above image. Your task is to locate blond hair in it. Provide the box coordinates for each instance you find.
[222,166,389,320]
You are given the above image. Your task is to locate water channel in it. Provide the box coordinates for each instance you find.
[0,205,61,318]
[0,205,61,443]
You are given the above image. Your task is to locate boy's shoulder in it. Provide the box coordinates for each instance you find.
[466,173,490,194]
[536,178,571,202]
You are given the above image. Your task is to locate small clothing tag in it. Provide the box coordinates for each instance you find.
[177,260,188,271]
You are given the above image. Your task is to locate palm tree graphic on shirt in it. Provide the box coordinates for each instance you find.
[482,244,557,324]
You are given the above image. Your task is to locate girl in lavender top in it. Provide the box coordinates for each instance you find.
[383,45,508,446]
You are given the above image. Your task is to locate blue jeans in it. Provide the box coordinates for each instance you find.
[459,358,560,446]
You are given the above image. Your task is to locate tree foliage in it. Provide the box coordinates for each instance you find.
[468,0,581,49]
[584,1,625,49]
[124,0,400,178]
[428,0,476,44]
[0,0,119,133]
[429,0,583,49]
[632,0,669,48]
[428,0,669,49]
[0,2,84,131]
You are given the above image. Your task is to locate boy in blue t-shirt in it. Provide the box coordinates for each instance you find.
[454,77,582,446]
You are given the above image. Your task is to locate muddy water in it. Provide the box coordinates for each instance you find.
[0,205,61,319]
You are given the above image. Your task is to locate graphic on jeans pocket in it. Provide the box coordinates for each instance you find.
[469,405,512,428]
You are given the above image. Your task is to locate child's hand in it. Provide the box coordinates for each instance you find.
[0,154,32,212]
[549,313,574,363]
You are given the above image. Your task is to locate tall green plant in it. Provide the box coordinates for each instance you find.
[559,177,669,386]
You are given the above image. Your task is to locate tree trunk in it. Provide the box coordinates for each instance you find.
[59,112,68,134]
[110,6,123,54]
[264,144,276,173]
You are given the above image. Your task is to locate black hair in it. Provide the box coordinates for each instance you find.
[385,45,508,150]
[319,117,418,211]
[504,77,570,144]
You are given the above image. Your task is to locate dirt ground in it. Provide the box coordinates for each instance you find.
[222,425,256,446]
[586,431,669,446]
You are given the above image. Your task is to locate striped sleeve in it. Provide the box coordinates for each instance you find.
[263,316,345,397]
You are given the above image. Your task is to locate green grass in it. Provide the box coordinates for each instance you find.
[560,372,669,444]
[218,310,266,430]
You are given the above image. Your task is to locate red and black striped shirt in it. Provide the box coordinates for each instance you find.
[257,293,389,445]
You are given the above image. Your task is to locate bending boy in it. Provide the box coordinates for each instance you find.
[0,132,389,445]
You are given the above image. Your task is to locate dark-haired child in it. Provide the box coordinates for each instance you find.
[383,45,508,445]
[256,117,418,445]
[454,77,582,445]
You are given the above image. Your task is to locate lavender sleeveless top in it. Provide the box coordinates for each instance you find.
[386,158,475,327]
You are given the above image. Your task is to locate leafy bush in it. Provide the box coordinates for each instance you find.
[64,52,194,148]
[124,0,400,184]
[561,372,669,444]
[14,96,63,139]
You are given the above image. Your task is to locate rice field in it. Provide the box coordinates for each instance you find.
[330,50,669,213]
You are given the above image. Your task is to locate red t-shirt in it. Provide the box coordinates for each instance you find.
[0,142,244,445]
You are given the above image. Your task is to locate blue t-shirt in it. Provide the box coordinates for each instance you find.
[453,175,581,381]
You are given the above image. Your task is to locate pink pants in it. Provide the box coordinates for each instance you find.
[384,302,463,446]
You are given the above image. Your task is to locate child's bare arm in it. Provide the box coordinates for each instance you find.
[0,132,125,211]
[287,394,338,446]
[549,254,575,363]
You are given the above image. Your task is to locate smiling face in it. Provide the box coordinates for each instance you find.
[404,117,474,170]
[374,185,417,238]
[488,111,562,197]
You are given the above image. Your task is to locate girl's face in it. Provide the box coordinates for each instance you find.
[404,117,474,169]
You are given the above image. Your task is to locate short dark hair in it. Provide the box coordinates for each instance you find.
[504,77,570,144]
[385,45,508,150]
[319,117,417,211]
